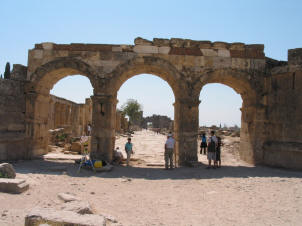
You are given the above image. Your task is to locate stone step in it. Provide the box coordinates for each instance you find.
[25,208,106,226]
[0,178,29,194]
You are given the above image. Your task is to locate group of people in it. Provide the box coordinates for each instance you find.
[200,131,222,169]
[121,130,222,169]
[123,133,175,169]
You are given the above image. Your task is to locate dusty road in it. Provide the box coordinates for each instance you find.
[1,130,302,226]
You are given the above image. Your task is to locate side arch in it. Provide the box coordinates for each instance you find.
[28,57,96,94]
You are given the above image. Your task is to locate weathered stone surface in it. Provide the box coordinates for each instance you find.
[133,45,158,54]
[58,193,80,202]
[25,208,106,226]
[61,201,94,215]
[0,178,29,194]
[71,142,82,153]
[1,37,301,170]
[288,48,302,65]
[134,37,153,46]
[0,163,16,178]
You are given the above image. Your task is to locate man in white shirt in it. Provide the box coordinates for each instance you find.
[207,131,218,169]
[164,133,175,170]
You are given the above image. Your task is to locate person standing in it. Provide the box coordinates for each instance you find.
[215,136,222,168]
[164,133,175,170]
[200,133,207,155]
[125,138,133,166]
[206,131,218,169]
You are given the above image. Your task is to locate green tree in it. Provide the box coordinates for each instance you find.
[4,62,10,79]
[121,99,143,124]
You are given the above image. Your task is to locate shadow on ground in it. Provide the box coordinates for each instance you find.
[12,159,302,180]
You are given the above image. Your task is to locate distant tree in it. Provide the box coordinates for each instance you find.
[4,62,10,79]
[121,99,143,125]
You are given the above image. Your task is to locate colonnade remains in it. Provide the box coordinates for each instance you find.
[0,37,301,169]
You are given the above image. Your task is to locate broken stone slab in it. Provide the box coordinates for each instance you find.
[61,201,93,215]
[25,208,106,226]
[0,163,16,178]
[58,193,80,202]
[0,178,29,194]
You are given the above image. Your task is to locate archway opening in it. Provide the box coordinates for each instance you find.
[45,74,93,156]
[198,83,243,166]
[115,73,175,167]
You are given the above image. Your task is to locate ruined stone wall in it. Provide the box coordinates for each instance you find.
[263,49,302,169]
[48,95,91,137]
[0,65,27,161]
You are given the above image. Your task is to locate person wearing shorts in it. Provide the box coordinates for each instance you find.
[206,131,218,169]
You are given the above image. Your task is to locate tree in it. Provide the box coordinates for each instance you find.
[4,62,10,79]
[121,99,143,125]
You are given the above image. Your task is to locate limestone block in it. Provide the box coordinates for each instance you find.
[153,38,170,46]
[170,38,185,47]
[158,46,171,54]
[134,37,153,45]
[201,49,217,57]
[25,208,106,226]
[58,193,81,202]
[34,49,43,59]
[230,43,245,50]
[112,46,122,52]
[213,57,231,68]
[194,56,205,67]
[133,45,159,54]
[98,60,120,67]
[288,48,302,65]
[0,178,29,194]
[231,58,250,69]
[61,201,93,215]
[213,41,229,49]
[0,163,16,178]
[204,57,213,67]
[42,42,54,50]
[198,41,212,49]
[250,59,266,70]
[218,49,230,57]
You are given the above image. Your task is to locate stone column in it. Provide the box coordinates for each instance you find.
[174,97,200,166]
[90,95,117,162]
[25,92,50,158]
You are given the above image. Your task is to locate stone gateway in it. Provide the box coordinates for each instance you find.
[0,37,301,169]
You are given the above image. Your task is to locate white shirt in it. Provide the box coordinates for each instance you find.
[208,135,218,145]
[165,137,175,149]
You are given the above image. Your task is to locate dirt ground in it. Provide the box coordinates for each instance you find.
[1,130,302,226]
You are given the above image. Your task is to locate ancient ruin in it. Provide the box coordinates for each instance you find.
[0,37,301,169]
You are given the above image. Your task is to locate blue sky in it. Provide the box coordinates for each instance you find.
[1,0,302,126]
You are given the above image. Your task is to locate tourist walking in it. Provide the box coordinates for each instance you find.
[200,133,207,155]
[125,138,133,166]
[215,136,222,168]
[164,133,175,170]
[206,131,218,169]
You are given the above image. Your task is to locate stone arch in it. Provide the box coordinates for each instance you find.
[25,58,96,158]
[29,57,96,95]
[196,68,261,106]
[196,68,264,164]
[108,56,184,98]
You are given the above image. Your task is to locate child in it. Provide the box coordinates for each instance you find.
[215,136,222,168]
[200,133,207,155]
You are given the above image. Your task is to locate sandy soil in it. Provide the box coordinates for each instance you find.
[1,130,302,226]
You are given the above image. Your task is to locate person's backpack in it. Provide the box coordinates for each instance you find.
[202,136,206,143]
[208,137,216,152]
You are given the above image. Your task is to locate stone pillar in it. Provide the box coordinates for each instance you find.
[90,95,117,162]
[174,97,200,166]
[25,92,50,158]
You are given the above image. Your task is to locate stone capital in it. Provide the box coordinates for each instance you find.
[90,94,117,104]
[174,97,201,107]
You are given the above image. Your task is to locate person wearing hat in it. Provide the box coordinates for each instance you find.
[125,138,133,166]
[164,133,175,170]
